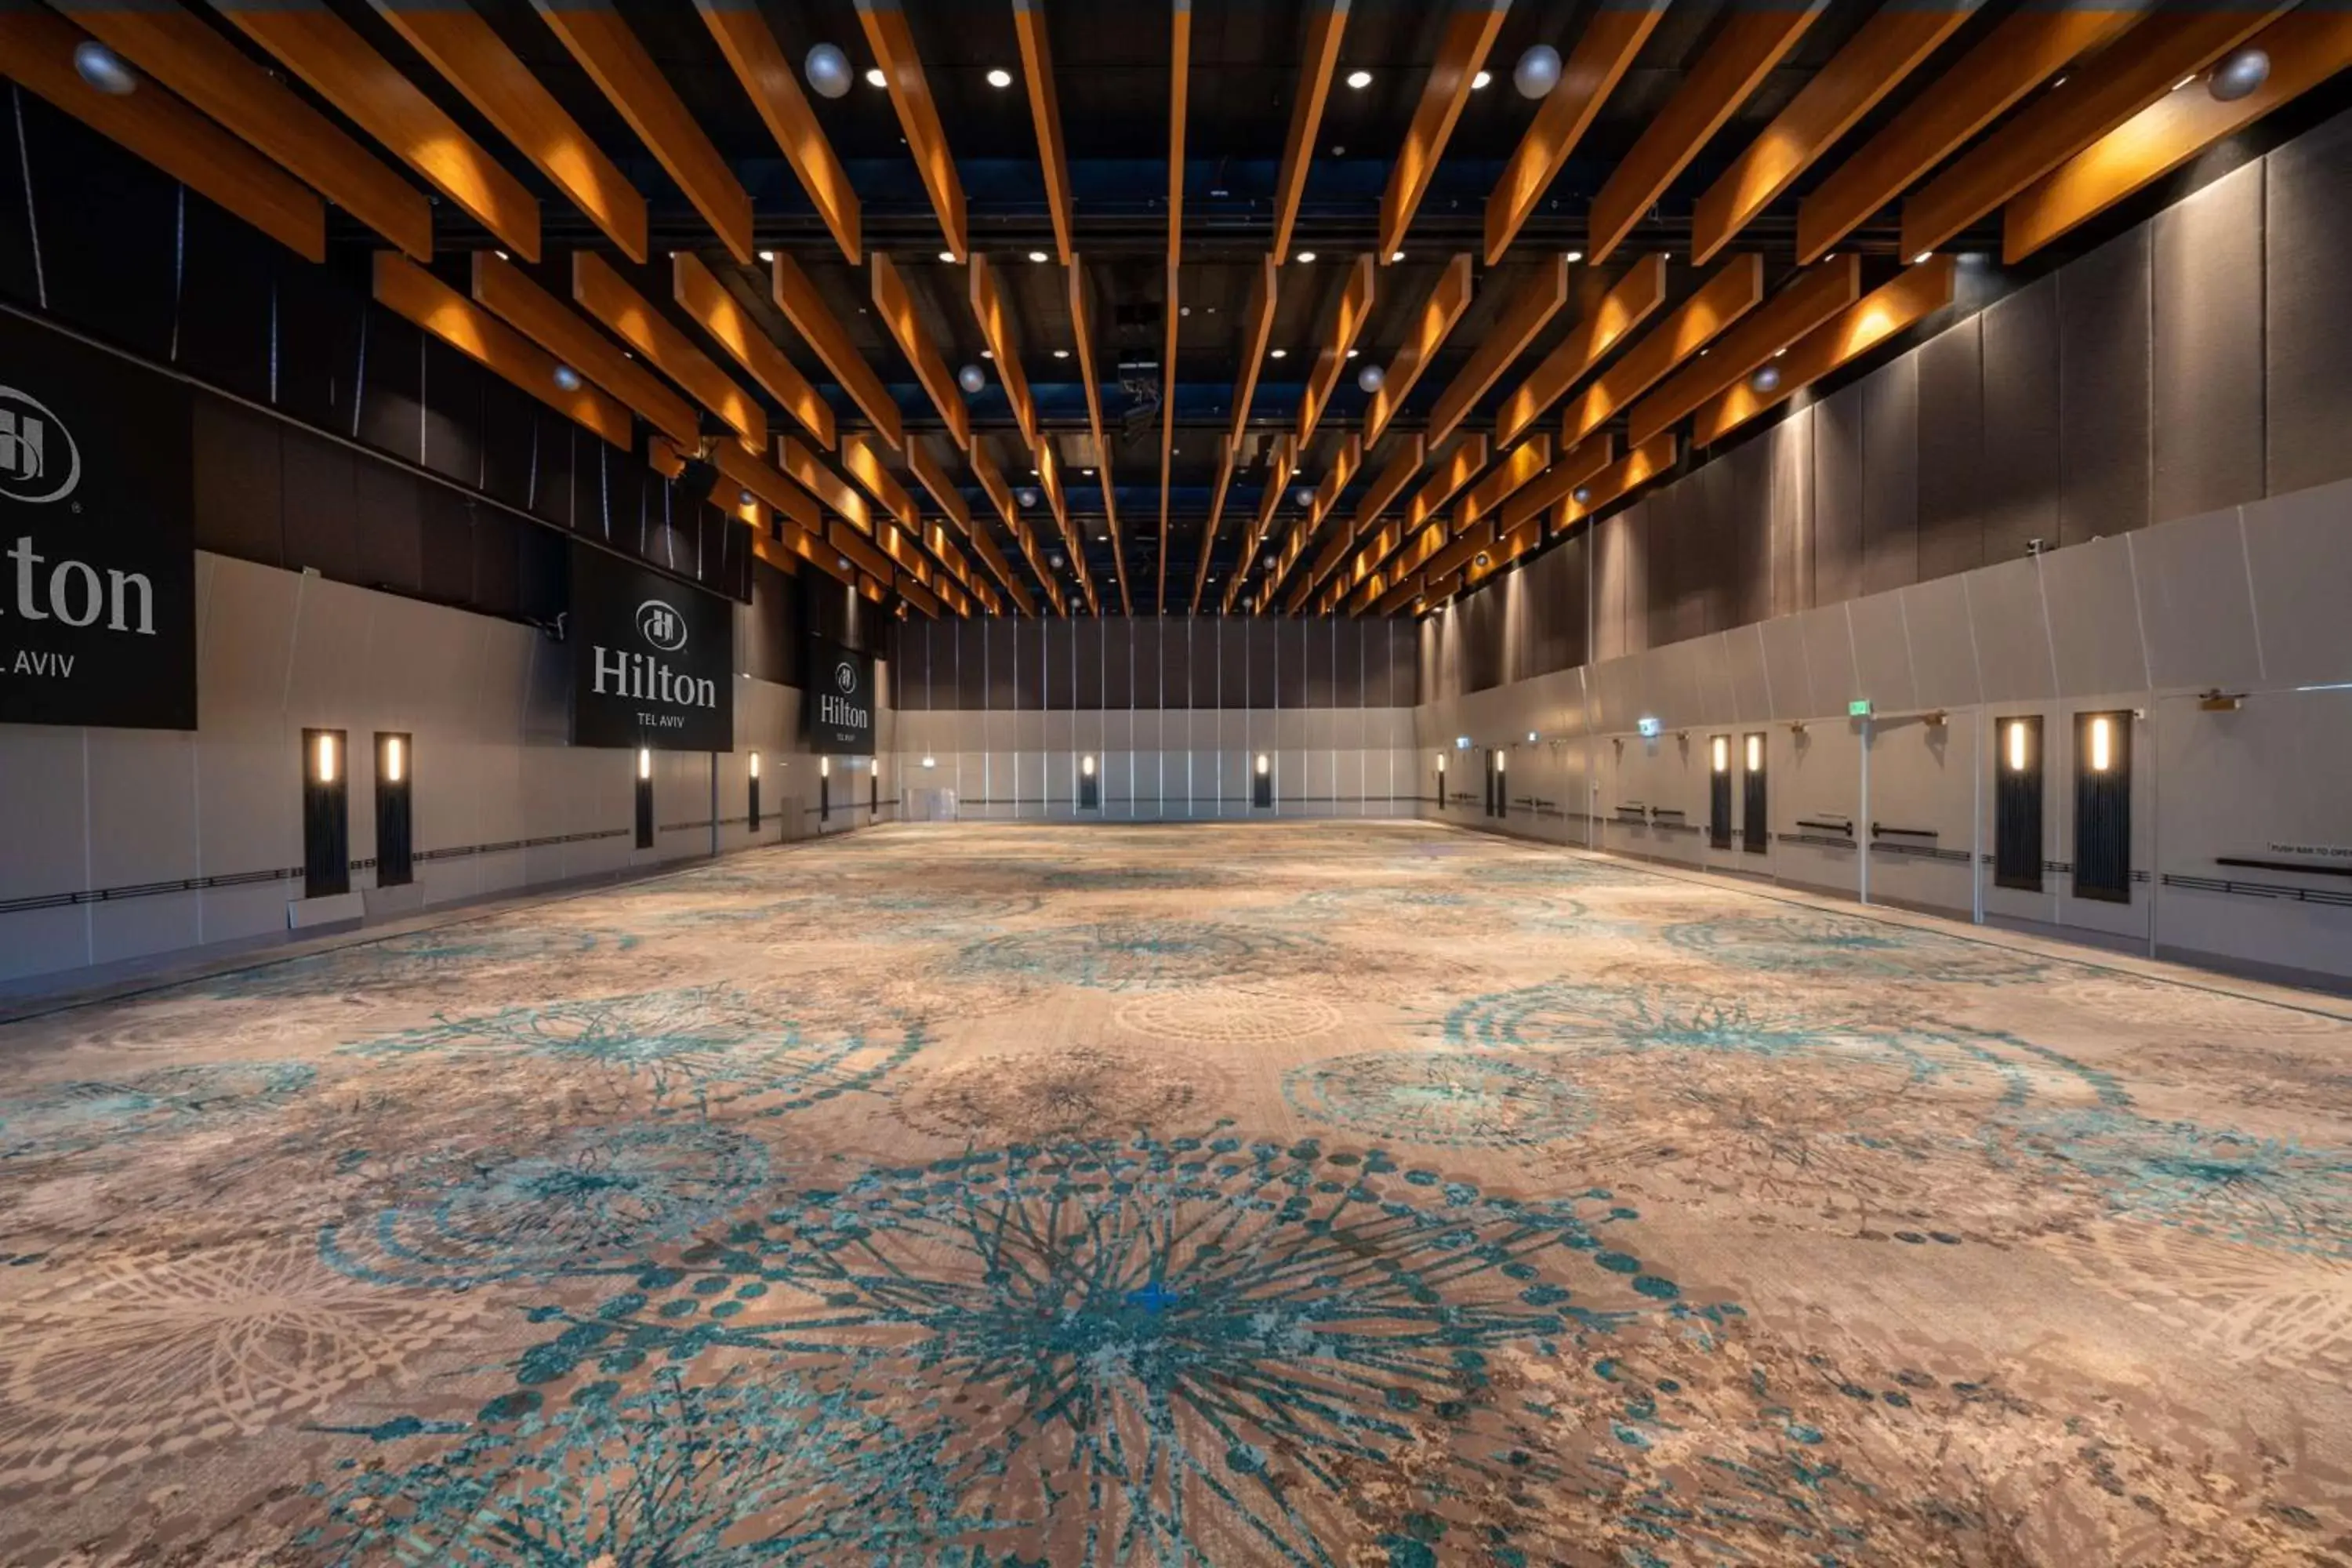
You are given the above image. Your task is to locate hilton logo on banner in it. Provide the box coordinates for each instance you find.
[0,313,196,729]
[809,639,874,753]
[570,542,734,752]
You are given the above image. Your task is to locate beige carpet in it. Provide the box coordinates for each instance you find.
[1,820,2347,1565]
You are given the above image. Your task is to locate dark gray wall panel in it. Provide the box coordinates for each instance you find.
[1131,617,1164,709]
[1218,617,1250,706]
[1160,616,1193,708]
[984,617,1019,710]
[1189,616,1222,707]
[1769,410,1812,619]
[1980,275,2061,562]
[1102,615,1132,708]
[2266,101,2352,495]
[1012,617,1046,710]
[1392,620,1421,706]
[1723,437,1770,632]
[1917,316,1984,581]
[1073,617,1104,708]
[1813,379,1865,605]
[1463,586,1504,692]
[2057,226,2151,546]
[1307,616,1341,706]
[1278,618,1308,707]
[1247,620,1279,707]
[1861,349,1920,596]
[2154,163,2265,521]
[1043,618,1075,710]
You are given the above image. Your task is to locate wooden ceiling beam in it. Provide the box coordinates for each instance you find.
[695,0,861,265]
[1694,256,1956,445]
[573,252,765,453]
[373,252,627,445]
[1012,0,1075,266]
[52,1,427,260]
[1,8,324,262]
[1225,256,1283,446]
[1190,435,1239,614]
[840,433,920,533]
[473,252,698,448]
[674,253,836,450]
[711,438,822,535]
[782,435,880,537]
[1162,2,1192,609]
[1493,253,1664,448]
[1309,432,1365,536]
[1691,5,1977,267]
[1900,5,2288,261]
[1405,434,1487,534]
[1562,252,1762,446]
[1588,2,1826,264]
[1554,432,1677,531]
[1454,434,1551,533]
[1298,253,1376,448]
[1343,434,1425,556]
[1498,431,1612,534]
[1066,256,1131,612]
[530,0,752,263]
[1485,5,1664,263]
[1271,0,1346,266]
[1363,254,1472,448]
[1378,0,1509,264]
[1426,254,1569,448]
[205,0,539,259]
[855,0,969,261]
[1626,255,1858,448]
[2005,10,2352,263]
[1796,7,2144,263]
[771,253,902,449]
[967,254,1040,451]
[367,0,645,262]
[971,437,1062,615]
[1229,435,1298,613]
[873,252,970,452]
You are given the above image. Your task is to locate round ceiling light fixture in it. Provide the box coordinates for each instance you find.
[1049,551,1065,569]
[2209,46,2270,102]
[1295,250,1317,263]
[1028,249,1049,263]
[1018,487,1041,508]
[739,487,756,507]
[1052,347,1070,359]
[985,67,1014,89]
[1345,68,1374,90]
[1571,485,1592,506]
[938,249,957,263]
[956,363,986,394]
[74,41,138,96]
[1356,363,1386,394]
[804,43,851,99]
[1269,347,1288,360]
[1292,485,1316,508]
[1514,44,1562,100]
[1748,362,1782,395]
[1472,70,1492,91]
[864,67,887,89]
[551,364,583,392]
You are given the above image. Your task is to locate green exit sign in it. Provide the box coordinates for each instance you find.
[1848,699,1874,717]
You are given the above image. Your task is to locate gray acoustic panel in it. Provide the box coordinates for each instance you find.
[1846,590,1916,713]
[954,617,988,709]
[1726,623,1772,721]
[193,401,287,565]
[1915,318,1984,581]
[1218,617,1250,706]
[1278,618,1309,707]
[1861,348,1920,597]
[2057,225,2151,546]
[1390,619,1421,707]
[1797,604,1858,714]
[1102,615,1132,708]
[1757,612,1812,721]
[2266,102,2352,495]
[1073,617,1104,708]
[1725,434,1772,630]
[1900,572,1981,710]
[1690,633,1736,725]
[2131,506,2263,691]
[1131,617,1163,709]
[1188,616,1221,708]
[1246,619,1279,708]
[2241,475,2352,688]
[1593,511,1634,661]
[1979,275,2061,564]
[2153,163,2264,523]
[1160,616,1192,709]
[1463,586,1505,692]
[1332,616,1363,707]
[985,617,1019,710]
[1363,618,1395,708]
[1966,554,2056,702]
[1012,617,1045,710]
[2042,534,2147,697]
[1813,379,1865,606]
[1767,408,1813,619]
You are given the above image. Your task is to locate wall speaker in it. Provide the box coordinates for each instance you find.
[675,456,722,508]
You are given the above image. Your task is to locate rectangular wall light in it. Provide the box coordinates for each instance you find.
[1745,733,1762,772]
[1711,735,1730,774]
[637,746,651,780]
[2007,719,2031,773]
[2087,715,2114,773]
[314,731,338,785]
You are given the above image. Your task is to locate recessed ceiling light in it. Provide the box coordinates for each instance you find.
[757,249,775,262]
[1472,71,1492,90]
[1911,250,1933,264]
[1295,250,1316,263]
[1346,348,1359,358]
[982,349,993,359]
[1345,69,1373,90]
[1566,250,1584,263]
[938,249,957,263]
[986,67,1014,89]
[1391,250,1405,262]
[1269,348,1288,359]
[1053,348,1070,358]
[865,67,887,88]
[495,249,510,261]
[1028,249,1049,263]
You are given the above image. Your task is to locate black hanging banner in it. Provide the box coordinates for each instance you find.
[570,542,735,752]
[808,637,875,753]
[0,314,196,729]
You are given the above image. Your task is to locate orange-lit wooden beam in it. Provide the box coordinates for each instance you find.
[374,252,627,445]
[1011,0,1074,265]
[1270,0,1346,266]
[856,0,968,261]
[1309,433,1364,535]
[1626,256,1857,447]
[782,436,880,535]
[1454,434,1551,533]
[1066,256,1130,610]
[1484,6,1663,264]
[1493,253,1665,448]
[771,253,902,449]
[967,254,1039,450]
[367,0,645,262]
[1229,436,1297,613]
[1694,256,1956,445]
[1562,252,1762,445]
[1690,5,1975,267]
[1279,433,1362,609]
[2006,10,2352,263]
[896,565,942,619]
[1426,254,1568,448]
[1225,256,1283,445]
[903,436,971,535]
[1498,431,1612,534]
[1298,254,1376,447]
[1337,434,1422,559]
[1900,5,2286,261]
[1160,258,1181,612]
[840,433,920,532]
[674,253,836,450]
[1189,436,1239,613]
[573,252,765,452]
[53,1,428,260]
[205,0,539,259]
[1161,2,1191,609]
[473,252,698,448]
[528,0,752,263]
[1363,255,1472,448]
[1379,0,1509,264]
[1797,8,2143,263]
[1588,2,1825,263]
[1553,433,1677,531]
[1,8,323,262]
[1404,435,1486,535]
[711,438,822,535]
[695,0,861,265]
[872,253,969,452]
[933,437,1038,613]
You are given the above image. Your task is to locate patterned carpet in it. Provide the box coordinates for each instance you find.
[2,821,2349,1566]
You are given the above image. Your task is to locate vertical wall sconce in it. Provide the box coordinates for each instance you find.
[1994,717,2044,891]
[633,747,654,848]
[637,747,652,781]
[1079,753,1100,810]
[1711,735,1730,774]
[1253,752,1273,809]
[747,751,762,833]
[383,735,403,783]
[1256,753,1270,775]
[2007,718,2031,773]
[2086,715,2114,773]
[2074,712,2132,902]
[314,731,338,785]
[1708,734,1733,849]
[1741,731,1768,854]
[819,753,831,822]
[1082,754,1097,776]
[1746,733,1762,774]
